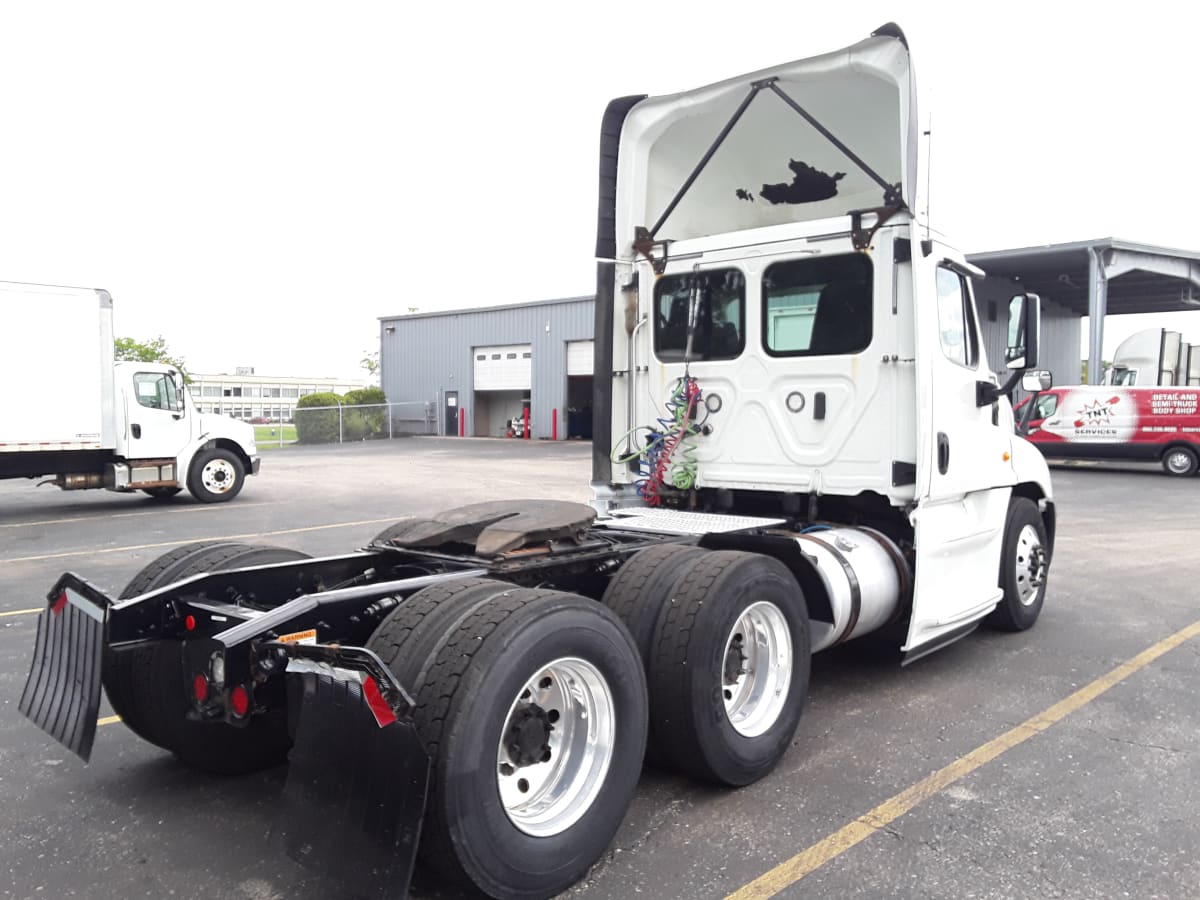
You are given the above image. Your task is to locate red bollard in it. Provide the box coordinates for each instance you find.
[552,408,558,441]
[459,411,465,437]
[523,407,530,440]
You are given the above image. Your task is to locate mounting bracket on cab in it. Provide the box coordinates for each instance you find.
[633,226,672,274]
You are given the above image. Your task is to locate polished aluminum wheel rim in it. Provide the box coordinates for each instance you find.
[496,656,615,837]
[722,601,792,738]
[1013,524,1047,606]
[200,459,236,494]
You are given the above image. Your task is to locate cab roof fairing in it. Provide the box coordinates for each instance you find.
[611,27,921,263]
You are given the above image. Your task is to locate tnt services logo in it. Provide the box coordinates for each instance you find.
[1072,395,1120,437]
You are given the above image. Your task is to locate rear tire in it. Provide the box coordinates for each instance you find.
[187,447,245,502]
[104,542,309,773]
[382,587,647,899]
[648,550,810,786]
[1162,445,1198,477]
[601,542,708,764]
[985,498,1049,632]
[106,541,255,747]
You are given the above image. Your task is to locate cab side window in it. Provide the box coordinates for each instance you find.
[134,373,177,411]
[935,267,980,369]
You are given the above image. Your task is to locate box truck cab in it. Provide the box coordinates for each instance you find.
[0,281,259,501]
[1018,385,1200,476]
[109,359,260,500]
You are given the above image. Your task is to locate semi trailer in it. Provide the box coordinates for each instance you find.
[0,281,259,502]
[20,24,1054,900]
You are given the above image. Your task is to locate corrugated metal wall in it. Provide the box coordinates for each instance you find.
[976,277,1080,393]
[380,297,594,439]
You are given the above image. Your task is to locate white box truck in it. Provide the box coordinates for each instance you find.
[0,281,259,502]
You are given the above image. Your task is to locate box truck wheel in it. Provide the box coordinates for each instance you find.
[187,447,245,502]
[374,587,647,899]
[648,551,810,787]
[1162,445,1198,477]
[601,542,709,764]
[985,498,1049,632]
[103,542,309,773]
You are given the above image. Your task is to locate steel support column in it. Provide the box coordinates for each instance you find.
[1088,248,1108,385]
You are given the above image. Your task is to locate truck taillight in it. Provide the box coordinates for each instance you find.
[230,685,249,718]
[193,674,209,703]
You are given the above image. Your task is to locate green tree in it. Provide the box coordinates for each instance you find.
[115,336,190,381]
[360,349,380,379]
[294,392,344,443]
[1081,358,1112,384]
[343,387,388,440]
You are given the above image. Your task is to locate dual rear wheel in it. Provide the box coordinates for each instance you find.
[366,579,647,900]
[103,541,309,774]
[602,546,811,786]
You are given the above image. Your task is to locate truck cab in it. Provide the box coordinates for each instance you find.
[113,360,259,500]
[592,23,1054,658]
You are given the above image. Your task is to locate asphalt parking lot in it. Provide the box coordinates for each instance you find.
[2,439,1199,900]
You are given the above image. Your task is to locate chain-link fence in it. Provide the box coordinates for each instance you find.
[259,401,437,448]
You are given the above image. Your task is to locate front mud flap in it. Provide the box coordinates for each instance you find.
[19,578,108,762]
[275,651,430,900]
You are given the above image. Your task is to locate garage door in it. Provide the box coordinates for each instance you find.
[566,340,594,376]
[474,344,532,390]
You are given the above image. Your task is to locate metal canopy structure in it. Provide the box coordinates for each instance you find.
[968,238,1200,384]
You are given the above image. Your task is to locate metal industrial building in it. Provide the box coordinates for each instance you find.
[379,296,595,439]
[378,239,1200,442]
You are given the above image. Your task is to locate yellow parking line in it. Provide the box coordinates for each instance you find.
[0,607,43,617]
[0,516,404,564]
[97,715,121,727]
[727,618,1200,900]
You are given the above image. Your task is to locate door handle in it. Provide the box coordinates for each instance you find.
[937,432,950,474]
[131,424,142,439]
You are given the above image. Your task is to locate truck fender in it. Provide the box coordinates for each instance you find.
[178,438,255,484]
[1008,435,1056,555]
[697,532,835,626]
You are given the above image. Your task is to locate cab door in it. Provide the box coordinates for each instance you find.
[905,250,1015,659]
[126,370,190,459]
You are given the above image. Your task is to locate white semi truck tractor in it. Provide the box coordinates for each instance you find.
[21,23,1053,900]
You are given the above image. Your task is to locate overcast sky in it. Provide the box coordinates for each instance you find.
[2,1,1196,381]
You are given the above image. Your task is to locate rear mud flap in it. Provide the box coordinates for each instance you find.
[275,654,429,900]
[19,580,108,762]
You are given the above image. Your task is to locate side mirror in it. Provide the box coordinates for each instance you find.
[170,372,186,414]
[1005,293,1041,370]
[1022,370,1053,392]
[977,296,1045,407]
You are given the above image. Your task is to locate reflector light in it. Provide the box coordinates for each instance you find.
[230,685,250,718]
[184,615,196,631]
[51,592,68,616]
[193,673,209,703]
[362,676,398,728]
